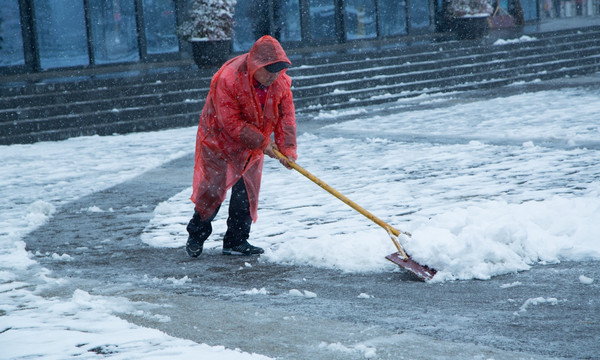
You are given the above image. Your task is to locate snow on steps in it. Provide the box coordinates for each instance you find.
[0,26,599,145]
[289,27,600,112]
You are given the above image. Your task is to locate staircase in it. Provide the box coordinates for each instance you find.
[289,25,600,113]
[1,25,599,145]
[0,66,213,144]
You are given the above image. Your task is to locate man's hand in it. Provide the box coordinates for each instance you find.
[264,142,295,169]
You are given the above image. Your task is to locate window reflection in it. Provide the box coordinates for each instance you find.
[520,0,537,20]
[346,0,377,40]
[88,0,139,65]
[143,0,178,55]
[280,0,301,42]
[309,0,336,40]
[233,0,254,51]
[234,0,301,52]
[409,0,430,30]
[34,0,88,69]
[0,0,24,66]
[379,0,407,36]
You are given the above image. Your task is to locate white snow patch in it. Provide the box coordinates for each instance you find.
[242,287,269,295]
[500,281,522,288]
[166,276,191,285]
[85,205,105,213]
[51,253,72,261]
[515,297,559,315]
[494,35,537,45]
[288,289,317,298]
[319,341,377,358]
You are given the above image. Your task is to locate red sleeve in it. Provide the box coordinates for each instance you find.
[274,83,297,160]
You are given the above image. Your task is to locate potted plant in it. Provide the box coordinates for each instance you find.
[445,0,494,39]
[177,0,237,67]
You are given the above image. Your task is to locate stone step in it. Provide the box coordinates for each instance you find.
[4,113,197,145]
[293,38,597,83]
[1,25,595,103]
[287,26,600,73]
[294,61,599,113]
[3,33,596,121]
[0,25,599,145]
[1,26,596,110]
[0,87,207,123]
[0,98,202,136]
[291,48,600,110]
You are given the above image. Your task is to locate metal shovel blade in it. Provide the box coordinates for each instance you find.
[386,252,437,281]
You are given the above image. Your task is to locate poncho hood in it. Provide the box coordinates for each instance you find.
[247,35,291,80]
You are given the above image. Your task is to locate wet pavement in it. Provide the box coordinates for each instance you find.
[25,77,600,359]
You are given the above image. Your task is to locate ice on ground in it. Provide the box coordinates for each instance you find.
[500,281,522,288]
[242,287,269,295]
[288,289,317,298]
[319,341,378,359]
[514,297,559,315]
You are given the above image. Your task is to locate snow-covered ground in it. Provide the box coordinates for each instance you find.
[2,87,599,358]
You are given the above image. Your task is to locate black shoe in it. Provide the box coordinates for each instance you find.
[222,241,264,256]
[186,236,204,257]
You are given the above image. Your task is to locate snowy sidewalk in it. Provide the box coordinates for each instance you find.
[2,84,600,359]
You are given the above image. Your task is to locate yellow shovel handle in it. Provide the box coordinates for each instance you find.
[272,148,410,258]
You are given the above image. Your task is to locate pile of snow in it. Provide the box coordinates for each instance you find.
[406,196,600,281]
[143,89,600,282]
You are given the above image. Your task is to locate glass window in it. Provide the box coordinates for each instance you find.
[518,0,538,20]
[345,0,377,40]
[0,0,24,67]
[234,0,301,52]
[88,0,139,65]
[378,0,407,37]
[143,0,178,55]
[279,0,301,42]
[233,0,255,51]
[309,0,336,40]
[409,0,430,30]
[33,0,89,69]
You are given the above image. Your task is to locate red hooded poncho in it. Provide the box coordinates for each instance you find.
[191,36,297,221]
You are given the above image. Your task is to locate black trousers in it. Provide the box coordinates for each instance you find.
[187,178,252,247]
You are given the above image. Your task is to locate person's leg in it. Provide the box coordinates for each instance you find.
[222,178,264,255]
[185,206,219,257]
[223,178,252,245]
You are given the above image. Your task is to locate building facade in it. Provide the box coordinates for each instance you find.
[0,0,581,76]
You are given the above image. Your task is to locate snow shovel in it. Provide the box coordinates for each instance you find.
[272,149,436,281]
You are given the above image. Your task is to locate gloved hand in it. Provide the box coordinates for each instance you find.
[264,142,295,169]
